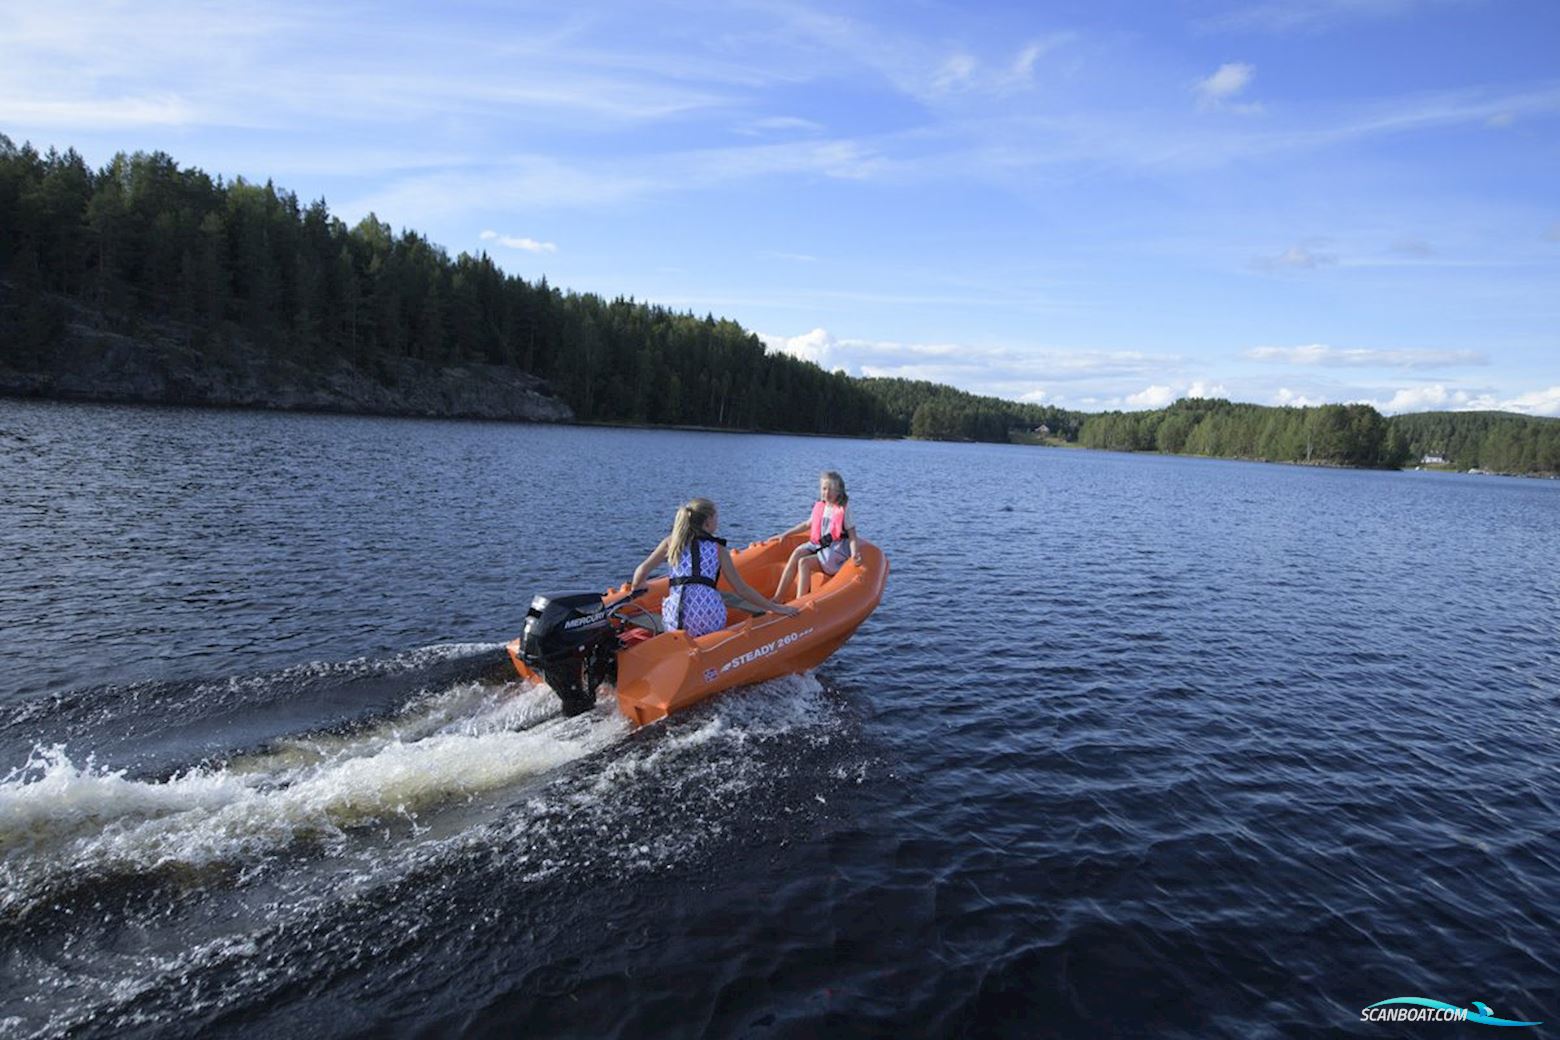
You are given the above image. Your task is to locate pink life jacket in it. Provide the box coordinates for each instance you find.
[809,501,847,544]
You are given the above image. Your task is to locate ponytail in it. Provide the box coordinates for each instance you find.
[667,497,717,566]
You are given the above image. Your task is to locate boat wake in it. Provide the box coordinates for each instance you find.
[0,668,636,919]
[0,645,863,1039]
[0,646,856,932]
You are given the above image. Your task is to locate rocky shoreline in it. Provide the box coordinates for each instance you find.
[0,315,573,424]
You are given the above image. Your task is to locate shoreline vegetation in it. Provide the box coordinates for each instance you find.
[2,138,1556,476]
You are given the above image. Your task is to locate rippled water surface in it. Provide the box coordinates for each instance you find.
[1,399,1556,1038]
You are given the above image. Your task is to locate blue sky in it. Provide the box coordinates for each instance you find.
[3,0,1558,414]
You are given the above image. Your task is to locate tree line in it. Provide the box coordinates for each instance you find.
[858,377,1083,443]
[1076,397,1559,475]
[1078,397,1407,467]
[0,138,894,436]
[4,138,1555,471]
[1389,410,1560,474]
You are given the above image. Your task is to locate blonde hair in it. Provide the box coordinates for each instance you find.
[820,470,848,506]
[667,497,717,566]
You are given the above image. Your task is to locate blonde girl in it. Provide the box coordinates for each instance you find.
[772,470,862,602]
[632,498,797,637]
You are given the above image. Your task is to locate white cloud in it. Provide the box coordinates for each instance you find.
[1186,380,1228,398]
[0,93,211,129]
[1008,37,1070,81]
[1486,111,1517,128]
[1369,384,1560,416]
[758,328,1182,401]
[1126,384,1177,408]
[1252,245,1337,271]
[1273,387,1323,407]
[346,138,890,221]
[479,230,557,253]
[1504,385,1560,416]
[933,53,979,92]
[1195,62,1259,112]
[737,116,825,136]
[1246,344,1486,368]
[760,328,845,370]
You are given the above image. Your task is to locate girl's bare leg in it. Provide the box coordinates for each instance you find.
[795,556,820,599]
[774,545,807,600]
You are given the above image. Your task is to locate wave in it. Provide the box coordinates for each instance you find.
[0,658,847,925]
[0,675,630,917]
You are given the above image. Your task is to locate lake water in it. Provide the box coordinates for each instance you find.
[1,399,1556,1038]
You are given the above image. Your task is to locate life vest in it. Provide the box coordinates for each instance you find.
[667,533,724,630]
[809,501,847,545]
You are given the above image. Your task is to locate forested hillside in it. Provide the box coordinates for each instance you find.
[857,377,1082,442]
[5,137,1555,472]
[1389,410,1560,473]
[1077,398,1558,475]
[0,137,891,436]
[1079,397,1407,467]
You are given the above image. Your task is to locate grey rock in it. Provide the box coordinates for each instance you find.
[0,311,574,424]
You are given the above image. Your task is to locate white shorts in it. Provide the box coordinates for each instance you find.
[810,538,851,575]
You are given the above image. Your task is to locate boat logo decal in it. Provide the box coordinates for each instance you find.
[563,609,607,630]
[718,627,815,676]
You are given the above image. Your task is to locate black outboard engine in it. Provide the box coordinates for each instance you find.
[518,593,620,716]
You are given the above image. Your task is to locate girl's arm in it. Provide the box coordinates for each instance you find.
[720,547,799,615]
[631,537,669,590]
[844,505,863,565]
[778,520,810,538]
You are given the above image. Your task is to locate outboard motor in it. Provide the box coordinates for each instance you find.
[518,592,620,716]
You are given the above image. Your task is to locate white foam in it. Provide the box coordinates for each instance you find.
[0,683,629,915]
[0,668,840,917]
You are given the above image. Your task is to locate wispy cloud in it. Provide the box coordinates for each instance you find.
[1252,245,1337,271]
[1195,62,1261,112]
[933,53,979,92]
[1371,383,1560,416]
[0,94,211,130]
[736,116,826,136]
[343,137,893,223]
[757,327,1183,405]
[1246,344,1487,367]
[480,230,558,254]
[1203,0,1458,35]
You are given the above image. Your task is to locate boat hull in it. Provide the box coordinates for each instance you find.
[507,534,889,724]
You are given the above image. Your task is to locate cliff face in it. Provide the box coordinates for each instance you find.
[0,308,574,424]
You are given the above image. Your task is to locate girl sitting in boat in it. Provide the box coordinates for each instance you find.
[772,470,863,602]
[631,498,797,637]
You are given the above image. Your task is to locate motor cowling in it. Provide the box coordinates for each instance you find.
[519,593,618,716]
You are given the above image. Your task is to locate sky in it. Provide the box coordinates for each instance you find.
[2,0,1558,414]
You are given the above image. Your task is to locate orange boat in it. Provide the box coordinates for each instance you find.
[505,533,888,724]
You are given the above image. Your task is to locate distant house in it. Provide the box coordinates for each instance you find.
[1421,453,1447,464]
[1033,424,1051,436]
